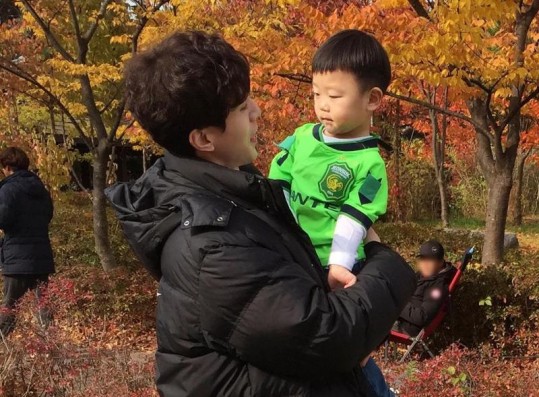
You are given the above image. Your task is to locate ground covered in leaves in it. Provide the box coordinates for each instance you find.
[1,193,538,396]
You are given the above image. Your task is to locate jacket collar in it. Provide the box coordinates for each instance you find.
[163,152,268,210]
[312,123,380,152]
[0,170,32,187]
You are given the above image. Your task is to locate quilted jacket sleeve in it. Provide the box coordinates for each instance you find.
[197,241,416,379]
[0,184,16,230]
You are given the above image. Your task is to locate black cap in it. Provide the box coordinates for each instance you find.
[418,240,445,260]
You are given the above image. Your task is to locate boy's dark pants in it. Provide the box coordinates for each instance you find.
[0,274,52,337]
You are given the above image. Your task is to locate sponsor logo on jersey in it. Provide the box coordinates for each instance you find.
[319,162,354,201]
[290,190,340,211]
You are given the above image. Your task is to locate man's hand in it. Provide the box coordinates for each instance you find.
[328,264,357,290]
[365,227,381,243]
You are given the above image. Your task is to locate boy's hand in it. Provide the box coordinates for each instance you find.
[328,265,357,290]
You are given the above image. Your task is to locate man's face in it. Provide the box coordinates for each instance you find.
[417,257,444,278]
[205,97,261,169]
[2,167,12,177]
[312,70,379,139]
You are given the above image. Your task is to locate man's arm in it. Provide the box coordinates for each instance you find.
[197,241,416,379]
[0,184,16,230]
[399,280,449,328]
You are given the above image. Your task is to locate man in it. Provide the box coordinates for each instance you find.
[395,240,457,337]
[0,147,54,337]
[106,31,416,396]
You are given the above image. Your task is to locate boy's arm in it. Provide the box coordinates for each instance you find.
[328,157,388,271]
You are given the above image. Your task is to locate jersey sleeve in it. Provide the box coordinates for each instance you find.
[328,215,367,270]
[268,134,297,192]
[340,156,388,230]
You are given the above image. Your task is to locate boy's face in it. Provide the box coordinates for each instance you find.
[312,70,383,138]
[417,257,444,278]
[195,96,261,169]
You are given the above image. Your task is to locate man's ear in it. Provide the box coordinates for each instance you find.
[188,128,215,153]
[367,87,384,112]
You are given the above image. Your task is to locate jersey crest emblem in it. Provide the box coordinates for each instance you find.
[319,162,354,201]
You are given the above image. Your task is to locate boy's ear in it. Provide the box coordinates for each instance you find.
[189,128,216,153]
[367,87,384,111]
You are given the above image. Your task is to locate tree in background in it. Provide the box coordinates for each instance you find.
[377,0,539,264]
[145,1,539,263]
[0,0,170,271]
[511,102,539,225]
[2,0,537,269]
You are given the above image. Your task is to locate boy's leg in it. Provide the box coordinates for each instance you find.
[0,275,34,337]
[361,358,396,397]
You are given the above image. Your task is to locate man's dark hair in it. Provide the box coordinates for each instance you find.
[0,147,30,171]
[124,31,250,156]
[312,29,391,93]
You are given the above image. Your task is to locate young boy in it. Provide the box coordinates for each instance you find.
[395,240,457,336]
[269,29,394,397]
[269,29,390,290]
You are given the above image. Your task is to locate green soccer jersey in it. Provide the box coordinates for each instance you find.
[269,123,388,266]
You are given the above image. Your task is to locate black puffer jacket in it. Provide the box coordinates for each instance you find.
[397,263,457,336]
[0,170,54,275]
[106,153,416,397]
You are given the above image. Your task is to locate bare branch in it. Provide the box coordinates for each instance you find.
[130,0,170,54]
[0,59,93,148]
[499,85,539,134]
[67,0,82,45]
[275,72,312,84]
[82,0,113,43]
[109,98,126,142]
[386,91,492,138]
[109,0,170,141]
[99,85,122,114]
[116,118,136,142]
[407,0,431,20]
[19,0,75,62]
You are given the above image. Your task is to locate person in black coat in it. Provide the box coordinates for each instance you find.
[0,147,54,337]
[394,240,457,337]
[106,31,416,397]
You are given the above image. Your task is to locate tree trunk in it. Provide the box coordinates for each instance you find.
[483,173,513,265]
[92,140,116,271]
[392,101,404,221]
[437,172,449,228]
[512,150,531,226]
[467,98,516,265]
[428,107,449,228]
[142,147,147,173]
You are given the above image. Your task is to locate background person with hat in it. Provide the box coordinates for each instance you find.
[394,240,457,337]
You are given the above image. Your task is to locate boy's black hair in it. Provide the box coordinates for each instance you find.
[312,29,391,93]
[124,31,250,156]
[0,147,30,171]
